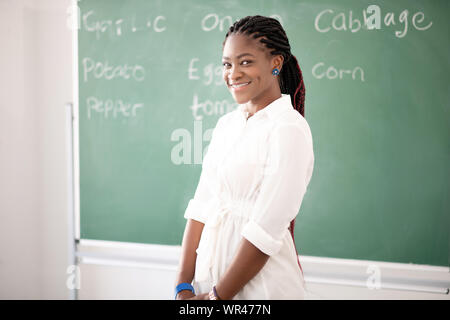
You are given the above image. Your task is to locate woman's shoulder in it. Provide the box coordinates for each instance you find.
[276,107,313,143]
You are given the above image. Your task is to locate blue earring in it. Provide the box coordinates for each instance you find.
[272,68,280,76]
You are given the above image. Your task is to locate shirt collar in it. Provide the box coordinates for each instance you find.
[238,94,293,121]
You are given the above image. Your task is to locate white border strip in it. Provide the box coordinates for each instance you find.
[304,276,448,295]
[77,239,450,295]
[72,0,80,240]
[80,255,178,271]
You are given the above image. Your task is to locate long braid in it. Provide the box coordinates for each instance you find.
[223,15,306,117]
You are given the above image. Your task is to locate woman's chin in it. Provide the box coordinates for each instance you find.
[231,93,250,105]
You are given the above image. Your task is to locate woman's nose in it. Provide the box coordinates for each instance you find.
[227,65,242,82]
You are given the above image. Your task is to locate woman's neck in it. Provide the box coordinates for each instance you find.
[245,86,282,117]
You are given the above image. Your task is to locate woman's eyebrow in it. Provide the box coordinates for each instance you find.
[222,53,255,60]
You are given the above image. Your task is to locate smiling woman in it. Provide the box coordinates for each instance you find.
[221,21,305,118]
[222,43,279,108]
[175,15,314,300]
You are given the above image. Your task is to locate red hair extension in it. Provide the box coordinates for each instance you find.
[293,57,305,117]
[289,219,303,274]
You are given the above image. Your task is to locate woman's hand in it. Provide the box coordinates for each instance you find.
[188,293,209,300]
[176,290,196,300]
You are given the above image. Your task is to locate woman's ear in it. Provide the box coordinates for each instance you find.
[272,55,284,72]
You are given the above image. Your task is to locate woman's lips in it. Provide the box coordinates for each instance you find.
[229,81,251,92]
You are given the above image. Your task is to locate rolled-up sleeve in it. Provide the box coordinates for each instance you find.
[183,118,223,224]
[183,172,212,224]
[241,123,313,256]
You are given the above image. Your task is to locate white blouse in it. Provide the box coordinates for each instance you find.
[184,94,315,300]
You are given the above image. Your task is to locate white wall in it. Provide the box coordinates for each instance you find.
[0,0,448,300]
[0,0,73,299]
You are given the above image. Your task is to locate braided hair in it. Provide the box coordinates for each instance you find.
[223,15,306,117]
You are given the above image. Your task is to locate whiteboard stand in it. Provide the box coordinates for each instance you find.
[66,102,79,300]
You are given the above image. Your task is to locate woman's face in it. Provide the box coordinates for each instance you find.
[222,33,282,105]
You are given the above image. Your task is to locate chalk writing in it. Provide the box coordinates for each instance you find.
[201,13,283,32]
[82,57,145,82]
[314,5,432,38]
[188,58,223,86]
[190,94,237,120]
[312,62,364,81]
[82,10,167,39]
[86,96,144,119]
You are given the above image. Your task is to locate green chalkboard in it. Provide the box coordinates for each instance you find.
[78,0,449,267]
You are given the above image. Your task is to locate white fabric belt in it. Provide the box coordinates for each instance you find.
[195,196,253,282]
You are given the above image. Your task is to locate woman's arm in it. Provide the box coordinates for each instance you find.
[189,238,269,300]
[215,238,269,299]
[175,218,205,300]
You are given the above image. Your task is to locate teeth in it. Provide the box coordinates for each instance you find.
[231,82,249,88]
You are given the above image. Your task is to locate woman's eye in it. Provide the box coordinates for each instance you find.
[222,60,252,68]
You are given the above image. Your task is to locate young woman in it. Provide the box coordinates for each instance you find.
[175,15,314,300]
